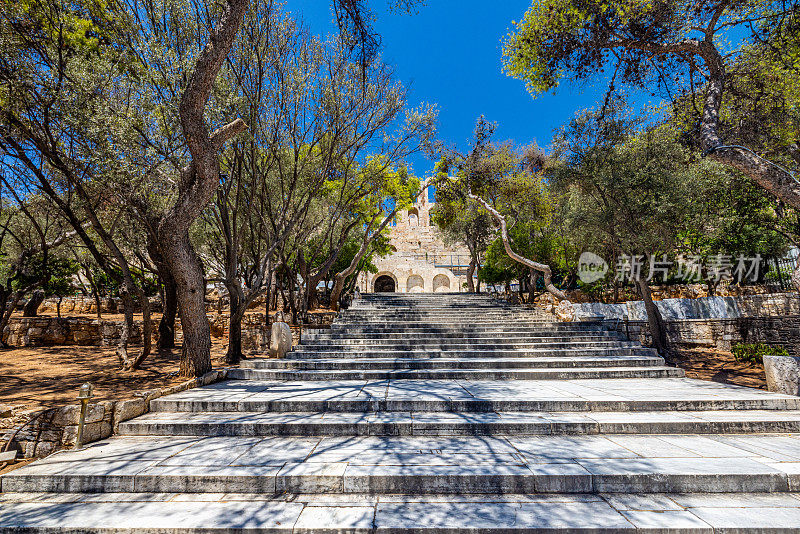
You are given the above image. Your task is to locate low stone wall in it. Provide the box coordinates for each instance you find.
[2,311,338,350]
[38,297,123,315]
[608,315,800,355]
[2,317,159,347]
[2,370,228,459]
[574,292,800,321]
[565,282,773,304]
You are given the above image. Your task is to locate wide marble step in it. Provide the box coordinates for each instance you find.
[2,491,800,532]
[240,355,666,371]
[5,434,800,495]
[338,313,552,320]
[287,348,659,359]
[149,378,800,413]
[115,409,800,437]
[328,324,608,333]
[296,341,637,351]
[302,333,625,343]
[226,366,683,381]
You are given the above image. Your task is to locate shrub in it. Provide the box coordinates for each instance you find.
[731,343,789,364]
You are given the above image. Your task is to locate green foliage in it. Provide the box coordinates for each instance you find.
[502,0,788,96]
[42,258,80,298]
[551,104,696,264]
[732,342,789,364]
[546,99,791,292]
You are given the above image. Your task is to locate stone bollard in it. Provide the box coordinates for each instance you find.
[269,312,292,358]
[555,300,574,322]
[763,355,800,396]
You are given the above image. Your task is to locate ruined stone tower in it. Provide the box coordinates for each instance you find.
[357,189,472,293]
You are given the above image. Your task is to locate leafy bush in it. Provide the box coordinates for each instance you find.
[731,343,789,364]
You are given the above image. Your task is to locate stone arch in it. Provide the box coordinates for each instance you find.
[433,274,451,293]
[408,207,419,227]
[407,274,424,293]
[373,273,397,293]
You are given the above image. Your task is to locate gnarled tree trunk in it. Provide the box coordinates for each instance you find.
[466,256,477,293]
[22,290,44,317]
[156,0,248,377]
[467,191,567,300]
[634,277,671,361]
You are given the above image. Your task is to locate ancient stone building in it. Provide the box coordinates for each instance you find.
[357,191,472,293]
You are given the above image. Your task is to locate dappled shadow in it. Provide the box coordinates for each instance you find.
[0,339,230,411]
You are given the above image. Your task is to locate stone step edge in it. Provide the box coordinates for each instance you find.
[225,368,684,381]
[2,469,793,495]
[239,358,666,370]
[3,490,800,532]
[116,412,800,436]
[148,398,800,413]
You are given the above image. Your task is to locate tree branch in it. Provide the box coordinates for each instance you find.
[466,188,567,300]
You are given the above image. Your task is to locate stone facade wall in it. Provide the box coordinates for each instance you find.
[2,370,228,459]
[360,190,471,294]
[608,315,800,356]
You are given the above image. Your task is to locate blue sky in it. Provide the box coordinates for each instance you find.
[283,1,624,178]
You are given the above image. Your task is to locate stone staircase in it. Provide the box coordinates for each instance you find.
[3,293,800,531]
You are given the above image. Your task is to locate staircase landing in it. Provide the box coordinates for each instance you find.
[3,293,800,532]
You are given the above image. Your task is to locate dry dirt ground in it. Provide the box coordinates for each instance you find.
[0,339,232,415]
[675,346,767,390]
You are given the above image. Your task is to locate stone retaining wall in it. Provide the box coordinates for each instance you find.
[208,312,338,352]
[2,312,337,350]
[2,317,160,347]
[574,292,799,321]
[608,315,800,355]
[38,297,123,315]
[2,370,228,459]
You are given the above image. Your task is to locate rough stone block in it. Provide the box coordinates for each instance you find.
[764,355,800,396]
[139,388,163,403]
[269,322,292,358]
[50,404,107,427]
[112,398,147,431]
[62,421,112,446]
[23,440,59,458]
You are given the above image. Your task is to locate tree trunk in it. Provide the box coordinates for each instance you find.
[225,283,243,364]
[23,290,44,317]
[466,257,477,292]
[634,277,671,361]
[529,269,540,303]
[57,296,62,318]
[147,236,177,350]
[159,229,212,377]
[84,266,102,319]
[158,270,178,349]
[468,192,567,300]
[154,0,247,377]
[116,288,136,368]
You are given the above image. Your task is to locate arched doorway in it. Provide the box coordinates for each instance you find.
[407,274,424,293]
[374,275,396,293]
[408,208,419,227]
[433,274,451,292]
